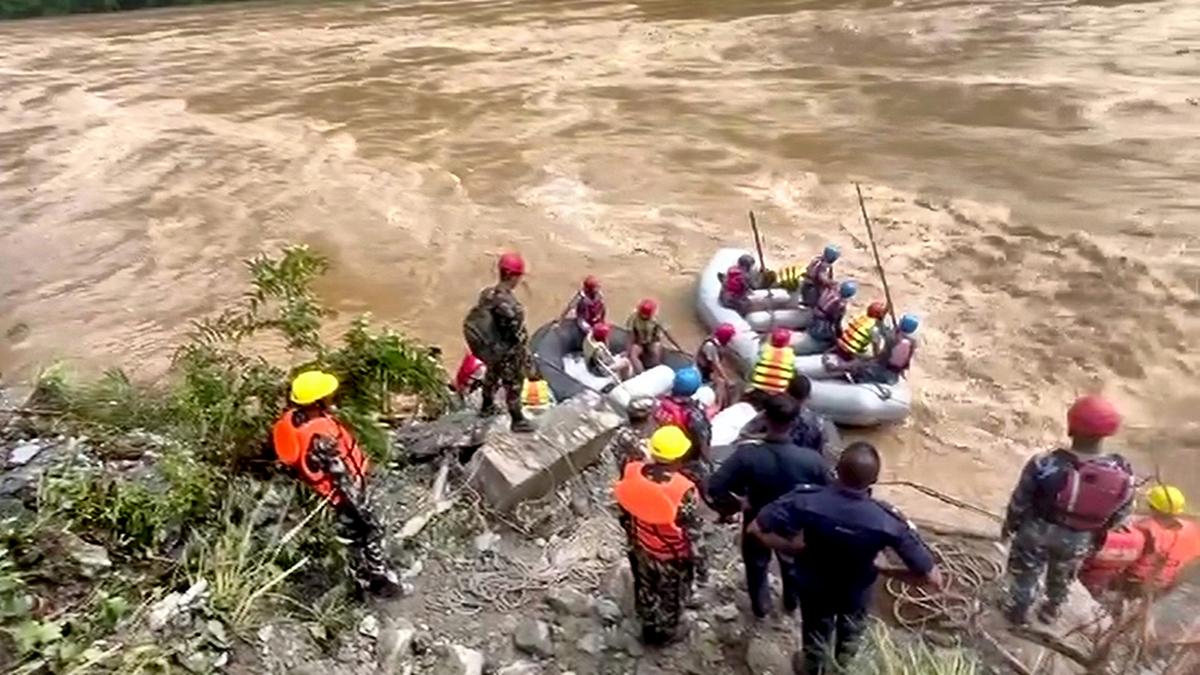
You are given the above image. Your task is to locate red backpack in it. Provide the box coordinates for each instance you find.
[654,398,690,430]
[1053,454,1133,531]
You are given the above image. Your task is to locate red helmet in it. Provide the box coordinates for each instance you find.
[1067,395,1121,438]
[714,323,736,345]
[582,275,600,294]
[498,252,525,277]
[637,298,657,318]
[867,301,888,319]
[770,328,792,348]
[592,322,611,341]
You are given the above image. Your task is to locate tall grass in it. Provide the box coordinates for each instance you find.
[837,621,981,675]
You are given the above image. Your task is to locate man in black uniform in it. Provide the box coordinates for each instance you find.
[706,395,830,619]
[739,374,841,461]
[750,442,944,674]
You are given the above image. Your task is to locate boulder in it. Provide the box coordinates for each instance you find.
[64,534,111,578]
[467,391,622,510]
[745,635,793,675]
[545,588,592,617]
[594,598,622,623]
[393,411,497,462]
[512,618,554,657]
[376,618,416,673]
[430,644,484,675]
[576,631,605,656]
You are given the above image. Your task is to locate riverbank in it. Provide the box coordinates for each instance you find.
[0,0,247,21]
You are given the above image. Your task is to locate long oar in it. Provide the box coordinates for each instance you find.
[855,183,899,330]
[748,210,767,273]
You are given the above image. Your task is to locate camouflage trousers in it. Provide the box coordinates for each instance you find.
[1006,518,1095,613]
[335,503,399,597]
[629,546,695,645]
[481,348,527,417]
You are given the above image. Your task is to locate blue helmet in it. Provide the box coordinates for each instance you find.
[899,314,919,334]
[823,245,840,263]
[672,367,702,397]
[839,280,858,298]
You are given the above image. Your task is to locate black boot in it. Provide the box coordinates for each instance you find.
[1005,602,1030,626]
[510,410,534,433]
[1036,602,1061,625]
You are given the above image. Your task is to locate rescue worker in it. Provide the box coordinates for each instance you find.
[603,397,657,476]
[718,254,758,314]
[518,370,555,416]
[746,328,796,407]
[583,322,633,380]
[832,301,888,362]
[462,252,534,432]
[806,280,857,346]
[1002,395,1135,625]
[653,367,713,470]
[1124,485,1200,593]
[614,426,709,645]
[741,374,841,461]
[696,322,736,409]
[626,298,666,373]
[271,371,400,597]
[707,395,830,619]
[751,442,944,674]
[799,245,840,307]
[571,275,606,336]
[849,313,918,385]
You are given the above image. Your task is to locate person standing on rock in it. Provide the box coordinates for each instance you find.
[463,252,535,432]
[271,370,401,597]
[613,426,709,645]
[750,442,943,674]
[1001,395,1135,625]
[706,395,830,619]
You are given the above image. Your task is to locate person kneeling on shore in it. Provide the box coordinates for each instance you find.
[271,371,400,598]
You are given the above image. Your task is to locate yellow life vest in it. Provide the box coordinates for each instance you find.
[751,345,796,394]
[520,379,554,410]
[776,265,804,291]
[836,314,878,357]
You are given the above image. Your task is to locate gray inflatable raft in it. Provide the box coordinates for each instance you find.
[696,248,913,427]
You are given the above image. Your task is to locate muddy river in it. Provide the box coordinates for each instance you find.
[1,0,1197,508]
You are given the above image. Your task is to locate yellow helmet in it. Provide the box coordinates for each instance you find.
[1147,485,1186,516]
[290,370,339,405]
[649,426,692,462]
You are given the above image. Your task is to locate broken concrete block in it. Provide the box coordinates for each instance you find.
[467,391,621,510]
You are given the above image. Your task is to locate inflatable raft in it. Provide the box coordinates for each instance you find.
[529,320,694,404]
[696,248,913,427]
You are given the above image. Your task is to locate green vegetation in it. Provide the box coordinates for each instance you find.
[0,0,250,21]
[838,621,981,675]
[1,244,447,672]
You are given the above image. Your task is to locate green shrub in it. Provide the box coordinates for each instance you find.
[837,621,981,675]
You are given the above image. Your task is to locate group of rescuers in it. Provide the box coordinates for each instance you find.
[266,251,1199,674]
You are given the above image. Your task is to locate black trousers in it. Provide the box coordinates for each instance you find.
[798,594,867,675]
[741,528,800,618]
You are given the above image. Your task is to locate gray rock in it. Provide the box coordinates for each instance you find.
[512,618,554,657]
[65,534,111,578]
[359,614,381,639]
[467,391,622,510]
[496,661,541,675]
[714,603,740,622]
[545,588,591,617]
[594,598,622,623]
[147,579,208,631]
[394,411,497,462]
[6,440,44,467]
[606,629,644,657]
[473,531,501,554]
[430,644,484,675]
[576,631,605,656]
[745,635,792,675]
[377,618,416,673]
[603,560,635,616]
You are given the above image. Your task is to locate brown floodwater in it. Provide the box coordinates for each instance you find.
[1,0,1198,507]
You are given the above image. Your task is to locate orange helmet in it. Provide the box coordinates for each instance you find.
[1067,395,1121,438]
[770,328,792,348]
[637,298,657,318]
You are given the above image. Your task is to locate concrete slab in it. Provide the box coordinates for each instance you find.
[467,391,622,510]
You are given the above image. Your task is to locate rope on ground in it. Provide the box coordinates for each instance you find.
[885,541,1003,631]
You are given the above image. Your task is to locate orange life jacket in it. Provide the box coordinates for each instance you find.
[520,379,553,410]
[271,409,368,505]
[751,344,795,394]
[1079,525,1146,593]
[836,313,878,357]
[1126,516,1200,589]
[613,461,695,561]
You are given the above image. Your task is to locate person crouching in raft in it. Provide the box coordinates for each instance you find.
[626,298,666,373]
[583,322,633,381]
[696,322,737,410]
[806,280,857,348]
[847,313,918,385]
[271,371,401,597]
[718,254,757,314]
[571,274,606,336]
[614,426,709,645]
[799,244,840,307]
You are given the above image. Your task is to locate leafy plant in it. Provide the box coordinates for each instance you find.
[836,620,981,675]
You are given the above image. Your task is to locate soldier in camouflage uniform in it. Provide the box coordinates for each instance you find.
[604,397,657,475]
[271,371,401,597]
[614,427,709,645]
[1002,395,1134,625]
[465,252,534,432]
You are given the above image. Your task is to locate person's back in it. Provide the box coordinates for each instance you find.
[1126,486,1200,590]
